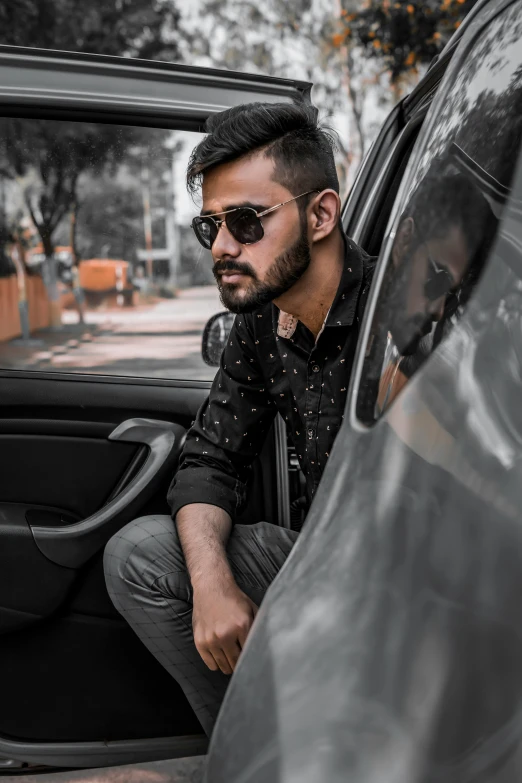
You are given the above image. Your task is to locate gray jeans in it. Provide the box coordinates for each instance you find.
[103,515,298,736]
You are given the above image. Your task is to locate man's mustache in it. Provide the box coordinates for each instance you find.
[213,260,257,281]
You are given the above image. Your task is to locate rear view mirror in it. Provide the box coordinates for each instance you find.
[202,311,236,366]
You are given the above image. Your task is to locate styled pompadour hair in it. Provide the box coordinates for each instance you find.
[186,102,339,197]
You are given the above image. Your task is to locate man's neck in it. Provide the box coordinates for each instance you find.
[274,229,345,338]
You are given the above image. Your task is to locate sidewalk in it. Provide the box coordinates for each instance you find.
[0,287,222,381]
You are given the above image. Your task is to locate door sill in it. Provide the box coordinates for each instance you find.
[0,734,207,770]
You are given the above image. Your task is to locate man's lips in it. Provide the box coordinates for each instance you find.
[220,272,248,284]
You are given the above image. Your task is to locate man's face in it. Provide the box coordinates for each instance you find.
[389,221,470,355]
[201,152,311,313]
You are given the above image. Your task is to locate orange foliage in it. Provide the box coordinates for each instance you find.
[406,4,415,12]
[404,51,416,65]
[332,33,345,47]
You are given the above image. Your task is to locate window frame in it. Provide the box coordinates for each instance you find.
[0,47,310,390]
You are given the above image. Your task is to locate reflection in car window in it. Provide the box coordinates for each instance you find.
[0,121,219,381]
[356,3,522,425]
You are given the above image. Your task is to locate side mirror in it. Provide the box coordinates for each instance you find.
[202,311,236,367]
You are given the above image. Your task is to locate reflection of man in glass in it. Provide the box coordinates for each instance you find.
[387,171,491,357]
[373,169,494,417]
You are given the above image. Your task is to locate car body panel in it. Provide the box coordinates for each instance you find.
[205,1,522,780]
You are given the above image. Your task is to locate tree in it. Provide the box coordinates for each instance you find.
[192,0,401,187]
[0,0,182,62]
[334,0,480,84]
[193,0,369,189]
[0,0,184,324]
[72,178,144,263]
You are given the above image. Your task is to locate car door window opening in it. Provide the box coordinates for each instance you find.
[0,118,221,382]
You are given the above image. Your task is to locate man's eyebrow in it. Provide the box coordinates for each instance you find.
[200,202,269,217]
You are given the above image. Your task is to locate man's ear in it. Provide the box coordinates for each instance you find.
[309,190,341,242]
[391,217,415,268]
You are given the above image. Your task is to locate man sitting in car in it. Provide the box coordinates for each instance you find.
[104,101,375,736]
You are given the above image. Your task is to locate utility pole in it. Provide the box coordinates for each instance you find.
[70,201,85,325]
[141,159,154,281]
[11,241,30,341]
[166,145,180,291]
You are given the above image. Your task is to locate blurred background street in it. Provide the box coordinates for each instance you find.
[0,286,221,381]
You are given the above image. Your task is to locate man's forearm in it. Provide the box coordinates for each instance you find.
[176,503,234,593]
[176,503,258,675]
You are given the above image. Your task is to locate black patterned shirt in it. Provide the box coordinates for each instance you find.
[168,235,374,521]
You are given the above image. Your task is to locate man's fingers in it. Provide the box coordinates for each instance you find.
[210,646,233,675]
[237,606,257,648]
[196,644,220,672]
[223,639,242,671]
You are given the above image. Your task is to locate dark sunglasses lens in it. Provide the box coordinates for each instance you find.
[424,269,454,301]
[227,209,264,244]
[193,218,217,249]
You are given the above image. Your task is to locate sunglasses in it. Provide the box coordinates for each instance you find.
[423,243,457,302]
[191,189,319,250]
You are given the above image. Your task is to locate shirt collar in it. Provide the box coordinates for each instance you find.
[276,233,365,339]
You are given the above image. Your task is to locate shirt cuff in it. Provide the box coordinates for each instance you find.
[168,472,240,522]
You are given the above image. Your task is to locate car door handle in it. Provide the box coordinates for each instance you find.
[30,418,186,568]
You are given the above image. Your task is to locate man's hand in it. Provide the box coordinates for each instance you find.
[192,583,258,675]
[176,504,257,674]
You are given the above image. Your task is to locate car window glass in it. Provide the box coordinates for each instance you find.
[356,3,522,425]
[0,119,219,381]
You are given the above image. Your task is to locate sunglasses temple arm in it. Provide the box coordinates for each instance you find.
[257,190,319,218]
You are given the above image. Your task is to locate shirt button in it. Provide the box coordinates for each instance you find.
[312,364,320,373]
[307,428,314,439]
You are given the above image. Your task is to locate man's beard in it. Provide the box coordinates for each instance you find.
[385,249,434,356]
[213,230,311,314]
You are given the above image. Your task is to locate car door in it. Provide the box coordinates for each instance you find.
[206,0,522,780]
[0,46,310,772]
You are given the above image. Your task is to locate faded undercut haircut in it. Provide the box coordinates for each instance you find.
[186,102,340,200]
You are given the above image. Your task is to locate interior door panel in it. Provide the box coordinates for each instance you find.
[30,418,187,568]
[0,372,280,748]
[0,613,202,742]
[0,503,75,633]
[0,428,138,518]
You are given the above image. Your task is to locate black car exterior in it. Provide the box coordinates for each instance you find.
[206,1,522,781]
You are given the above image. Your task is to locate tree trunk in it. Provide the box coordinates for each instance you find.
[40,230,62,329]
[346,49,366,162]
[70,201,85,325]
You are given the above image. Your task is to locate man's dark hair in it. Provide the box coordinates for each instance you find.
[186,102,339,199]
[402,166,492,258]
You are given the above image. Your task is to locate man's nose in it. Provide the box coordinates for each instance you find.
[211,222,242,260]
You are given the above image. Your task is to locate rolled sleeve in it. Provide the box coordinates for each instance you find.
[167,314,275,522]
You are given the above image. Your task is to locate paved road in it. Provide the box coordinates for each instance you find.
[0,286,222,382]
